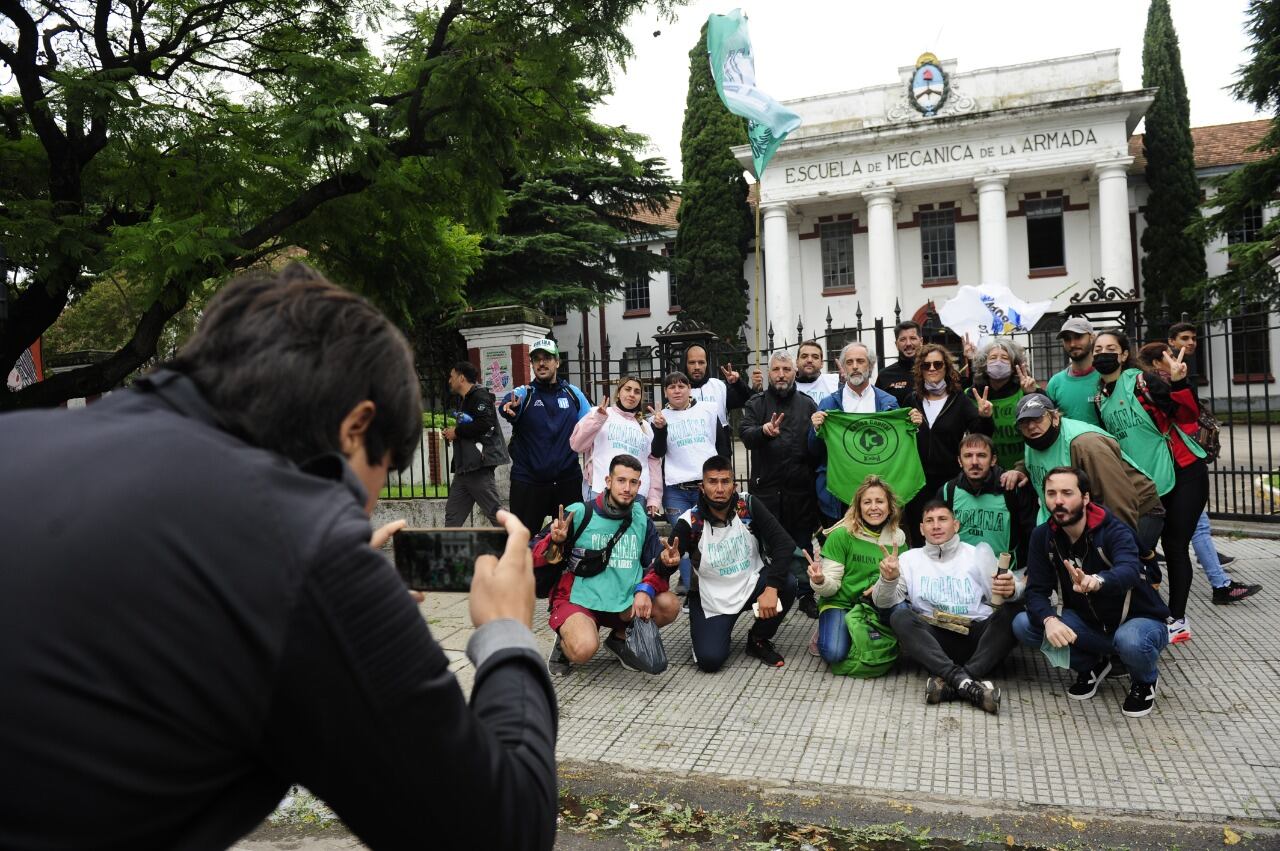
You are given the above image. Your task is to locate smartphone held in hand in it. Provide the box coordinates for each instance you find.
[392,528,509,592]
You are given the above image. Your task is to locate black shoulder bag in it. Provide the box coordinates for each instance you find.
[568,508,634,578]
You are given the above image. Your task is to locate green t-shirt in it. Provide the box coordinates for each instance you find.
[819,525,896,612]
[988,387,1025,471]
[1046,368,1101,426]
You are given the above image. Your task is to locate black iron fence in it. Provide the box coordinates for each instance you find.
[386,293,1280,522]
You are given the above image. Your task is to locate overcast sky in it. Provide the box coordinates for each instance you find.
[593,0,1264,180]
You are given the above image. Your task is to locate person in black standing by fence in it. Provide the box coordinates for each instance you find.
[740,350,821,617]
[904,343,994,546]
[443,360,510,526]
[876,320,923,407]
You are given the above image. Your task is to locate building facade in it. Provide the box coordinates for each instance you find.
[553,49,1273,387]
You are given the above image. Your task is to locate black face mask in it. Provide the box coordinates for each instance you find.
[862,519,887,534]
[1092,353,1122,375]
[1024,421,1060,451]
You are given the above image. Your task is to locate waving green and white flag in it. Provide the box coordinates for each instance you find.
[706,9,802,177]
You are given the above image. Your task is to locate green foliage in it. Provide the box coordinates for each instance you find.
[1192,0,1280,313]
[674,25,753,342]
[1139,0,1207,327]
[0,0,684,407]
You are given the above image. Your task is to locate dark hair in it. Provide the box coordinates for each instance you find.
[911,343,963,396]
[920,498,953,517]
[609,454,643,474]
[702,455,733,475]
[958,432,995,454]
[1094,330,1135,366]
[798,339,824,355]
[663,371,691,388]
[451,360,479,384]
[1167,321,1197,340]
[167,262,421,470]
[894,321,921,339]
[1045,465,1091,497]
[1137,341,1170,371]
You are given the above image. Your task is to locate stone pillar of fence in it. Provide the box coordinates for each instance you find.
[458,305,552,441]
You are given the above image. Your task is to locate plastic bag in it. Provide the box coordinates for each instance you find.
[624,617,668,675]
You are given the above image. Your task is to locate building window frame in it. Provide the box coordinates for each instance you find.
[820,220,855,293]
[1231,304,1273,383]
[1025,196,1066,274]
[624,270,651,317]
[919,207,958,285]
[1227,203,1265,246]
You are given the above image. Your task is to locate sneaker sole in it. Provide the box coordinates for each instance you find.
[1067,662,1112,700]
[1169,632,1192,644]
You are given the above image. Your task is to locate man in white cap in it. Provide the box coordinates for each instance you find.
[500,338,591,593]
[1044,316,1101,426]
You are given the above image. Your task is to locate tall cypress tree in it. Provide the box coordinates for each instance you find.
[1140,0,1207,329]
[674,24,754,341]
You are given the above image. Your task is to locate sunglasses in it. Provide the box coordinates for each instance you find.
[922,360,946,371]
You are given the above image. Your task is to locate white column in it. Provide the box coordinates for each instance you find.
[862,186,899,327]
[1094,158,1135,293]
[762,203,792,342]
[974,173,1010,288]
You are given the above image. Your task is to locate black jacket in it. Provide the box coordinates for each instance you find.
[938,465,1040,571]
[0,370,557,850]
[739,383,819,494]
[1025,504,1172,632]
[451,383,510,474]
[911,391,995,484]
[875,354,915,406]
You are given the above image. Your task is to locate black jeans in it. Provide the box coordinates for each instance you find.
[889,602,1019,684]
[1162,460,1210,620]
[510,470,585,598]
[751,488,817,598]
[688,573,798,673]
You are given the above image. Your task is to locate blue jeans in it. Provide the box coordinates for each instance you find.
[1012,610,1168,685]
[1191,509,1230,589]
[816,607,850,664]
[664,485,701,588]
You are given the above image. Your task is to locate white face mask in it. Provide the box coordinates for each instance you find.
[986,360,1012,380]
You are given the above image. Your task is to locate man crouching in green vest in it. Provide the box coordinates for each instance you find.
[939,433,1039,574]
[534,454,683,674]
[1002,393,1165,584]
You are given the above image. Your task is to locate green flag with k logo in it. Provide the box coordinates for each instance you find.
[820,409,925,507]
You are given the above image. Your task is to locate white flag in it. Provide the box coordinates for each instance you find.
[936,285,1052,345]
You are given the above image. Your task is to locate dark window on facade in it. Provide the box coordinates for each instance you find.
[1228,204,1265,245]
[920,208,957,281]
[1232,305,1271,378]
[665,241,679,308]
[544,300,567,324]
[625,272,651,313]
[1026,197,1065,270]
[821,221,854,290]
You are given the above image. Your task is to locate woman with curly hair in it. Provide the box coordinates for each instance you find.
[904,343,994,545]
[971,338,1039,471]
[807,475,907,666]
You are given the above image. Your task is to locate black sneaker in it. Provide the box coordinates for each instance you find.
[925,676,955,704]
[1213,581,1262,604]
[797,595,819,619]
[547,635,571,676]
[1067,660,1112,700]
[1122,678,1158,717]
[745,636,785,667]
[1217,551,1236,566]
[957,679,1001,714]
[602,633,642,672]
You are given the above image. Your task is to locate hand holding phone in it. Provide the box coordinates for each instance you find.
[393,527,510,592]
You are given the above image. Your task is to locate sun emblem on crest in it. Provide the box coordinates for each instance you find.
[908,52,948,117]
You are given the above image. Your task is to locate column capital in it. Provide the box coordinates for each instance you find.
[861,185,896,204]
[760,201,791,219]
[1093,157,1134,180]
[973,172,1010,190]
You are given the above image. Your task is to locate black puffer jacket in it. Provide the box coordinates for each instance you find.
[739,383,818,494]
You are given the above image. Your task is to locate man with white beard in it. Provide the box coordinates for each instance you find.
[808,341,900,528]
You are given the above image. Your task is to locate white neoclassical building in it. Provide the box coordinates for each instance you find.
[552,49,1272,381]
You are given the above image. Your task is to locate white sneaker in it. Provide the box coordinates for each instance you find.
[1167,616,1191,645]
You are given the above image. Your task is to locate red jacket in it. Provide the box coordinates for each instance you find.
[1131,374,1202,468]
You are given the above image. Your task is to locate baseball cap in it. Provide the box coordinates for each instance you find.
[1015,392,1057,422]
[530,338,559,357]
[1058,316,1094,338]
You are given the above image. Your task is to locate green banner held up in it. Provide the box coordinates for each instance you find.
[820,409,926,507]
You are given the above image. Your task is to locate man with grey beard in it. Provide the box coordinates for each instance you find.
[808,341,900,528]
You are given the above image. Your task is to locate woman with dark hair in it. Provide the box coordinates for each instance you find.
[903,343,994,546]
[1094,330,1206,644]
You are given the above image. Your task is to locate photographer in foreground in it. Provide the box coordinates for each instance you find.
[0,264,557,850]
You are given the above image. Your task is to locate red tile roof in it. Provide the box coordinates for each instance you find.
[628,198,680,229]
[1129,119,1272,171]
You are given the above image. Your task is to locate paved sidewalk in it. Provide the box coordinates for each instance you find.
[426,536,1279,824]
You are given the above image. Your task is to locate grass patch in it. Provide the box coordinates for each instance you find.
[380,483,449,499]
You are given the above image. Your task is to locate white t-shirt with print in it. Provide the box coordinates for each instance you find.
[688,377,730,426]
[796,372,840,407]
[898,539,997,621]
[588,408,654,498]
[660,403,719,485]
[681,507,764,617]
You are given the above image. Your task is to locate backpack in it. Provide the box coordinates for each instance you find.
[830,602,898,678]
[1130,372,1217,464]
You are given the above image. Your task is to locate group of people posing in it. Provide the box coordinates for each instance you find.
[441,319,1262,720]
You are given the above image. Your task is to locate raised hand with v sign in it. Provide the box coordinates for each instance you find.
[720,362,740,384]
[972,385,994,418]
[1064,557,1102,594]
[659,535,682,568]
[762,412,786,438]
[647,404,665,429]
[548,504,570,544]
[878,542,901,581]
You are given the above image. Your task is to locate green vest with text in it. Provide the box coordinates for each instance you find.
[566,501,648,613]
[1097,368,1185,497]
[944,482,1015,569]
[1023,417,1152,524]
[989,388,1025,471]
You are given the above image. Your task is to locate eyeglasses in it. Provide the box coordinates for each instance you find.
[922,360,946,371]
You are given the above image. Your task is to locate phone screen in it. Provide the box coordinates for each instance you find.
[392,528,508,592]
